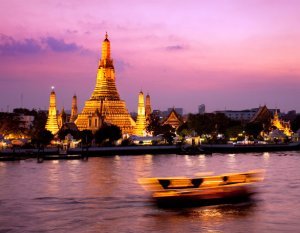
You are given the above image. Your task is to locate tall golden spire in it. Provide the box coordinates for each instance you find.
[45,87,59,134]
[145,93,152,120]
[70,94,78,123]
[75,33,135,134]
[134,91,146,136]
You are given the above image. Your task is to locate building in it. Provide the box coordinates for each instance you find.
[75,33,135,134]
[249,105,272,123]
[270,110,293,137]
[58,107,67,129]
[45,88,59,134]
[215,109,258,121]
[145,93,152,120]
[167,107,183,116]
[134,91,147,136]
[19,114,34,129]
[162,108,183,129]
[198,104,205,114]
[70,94,78,123]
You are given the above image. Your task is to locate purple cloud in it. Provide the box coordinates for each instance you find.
[0,34,42,55]
[0,34,85,56]
[42,36,82,52]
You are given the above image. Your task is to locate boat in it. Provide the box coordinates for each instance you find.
[138,170,264,207]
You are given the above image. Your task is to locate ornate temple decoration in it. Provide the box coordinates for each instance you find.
[270,110,293,136]
[45,87,59,134]
[75,33,135,134]
[162,108,183,129]
[134,91,146,136]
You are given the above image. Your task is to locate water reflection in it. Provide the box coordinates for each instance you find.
[1,153,300,232]
[227,154,236,170]
[198,154,206,169]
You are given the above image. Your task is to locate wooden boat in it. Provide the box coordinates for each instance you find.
[138,170,264,206]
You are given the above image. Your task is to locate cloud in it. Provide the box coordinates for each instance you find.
[165,44,186,51]
[0,34,86,56]
[42,36,82,52]
[0,34,42,55]
[114,59,131,72]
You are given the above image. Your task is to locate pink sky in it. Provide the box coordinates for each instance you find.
[1,0,300,113]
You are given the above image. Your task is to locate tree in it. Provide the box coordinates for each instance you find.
[291,115,300,132]
[94,124,122,146]
[80,130,94,146]
[32,129,54,148]
[146,113,162,136]
[57,128,80,141]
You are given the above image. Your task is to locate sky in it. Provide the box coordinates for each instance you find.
[0,0,300,114]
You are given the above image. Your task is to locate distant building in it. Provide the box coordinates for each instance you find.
[215,109,258,121]
[19,114,34,129]
[198,104,205,114]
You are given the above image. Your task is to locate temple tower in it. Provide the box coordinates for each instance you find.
[75,33,135,134]
[145,93,152,120]
[58,107,67,129]
[45,87,59,135]
[134,91,146,136]
[70,94,78,123]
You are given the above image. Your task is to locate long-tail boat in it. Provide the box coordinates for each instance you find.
[138,170,264,206]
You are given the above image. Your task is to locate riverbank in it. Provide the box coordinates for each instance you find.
[200,142,300,153]
[1,142,300,161]
[0,145,181,161]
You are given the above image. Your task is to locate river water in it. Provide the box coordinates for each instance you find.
[1,151,300,233]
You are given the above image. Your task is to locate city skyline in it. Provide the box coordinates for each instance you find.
[1,0,300,113]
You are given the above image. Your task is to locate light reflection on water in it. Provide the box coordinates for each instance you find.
[0,152,300,232]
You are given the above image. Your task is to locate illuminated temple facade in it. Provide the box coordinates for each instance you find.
[75,33,135,134]
[271,110,293,136]
[45,88,59,135]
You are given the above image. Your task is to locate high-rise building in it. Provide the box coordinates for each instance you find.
[134,91,146,136]
[198,104,205,114]
[75,33,135,134]
[70,94,78,123]
[145,93,152,120]
[45,87,59,134]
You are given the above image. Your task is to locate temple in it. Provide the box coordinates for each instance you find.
[75,33,135,134]
[162,108,183,129]
[70,94,78,123]
[58,107,67,129]
[145,93,152,121]
[45,87,59,135]
[134,91,147,136]
[270,110,293,136]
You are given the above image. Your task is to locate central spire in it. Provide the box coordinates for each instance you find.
[100,32,111,66]
[75,33,135,134]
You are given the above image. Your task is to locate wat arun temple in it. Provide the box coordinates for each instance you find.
[75,33,135,134]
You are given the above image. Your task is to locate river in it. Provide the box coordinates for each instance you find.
[0,151,300,232]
